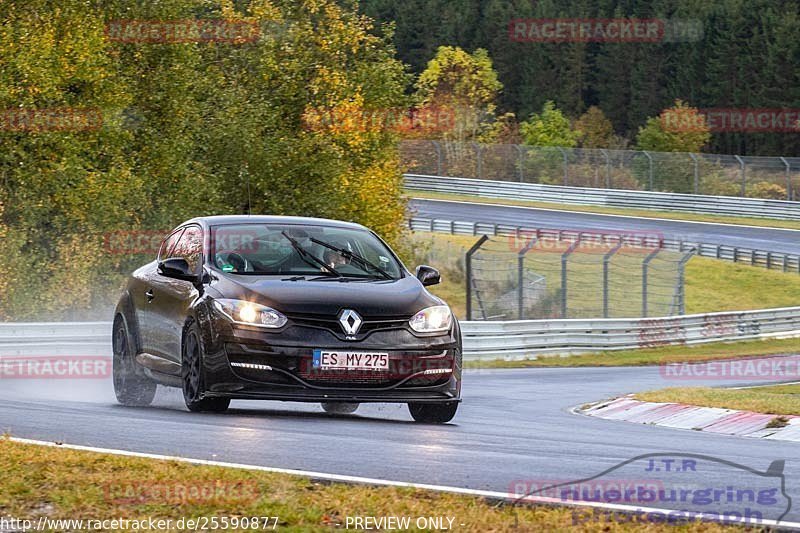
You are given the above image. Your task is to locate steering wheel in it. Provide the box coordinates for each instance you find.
[215,251,251,273]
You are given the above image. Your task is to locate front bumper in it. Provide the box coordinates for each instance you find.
[199,314,462,403]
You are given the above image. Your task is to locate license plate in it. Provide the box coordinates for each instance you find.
[312,349,389,370]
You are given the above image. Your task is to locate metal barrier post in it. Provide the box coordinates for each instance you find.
[561,240,580,318]
[734,155,746,196]
[642,151,654,191]
[603,240,623,318]
[517,237,538,319]
[642,248,661,317]
[781,157,791,200]
[432,140,443,177]
[515,145,525,182]
[600,149,611,189]
[465,235,489,321]
[689,153,699,194]
[473,142,482,179]
[556,147,568,185]
[677,248,695,315]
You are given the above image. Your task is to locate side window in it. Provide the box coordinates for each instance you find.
[171,225,203,272]
[158,228,184,261]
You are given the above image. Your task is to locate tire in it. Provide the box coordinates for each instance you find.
[408,401,458,424]
[321,402,359,415]
[112,316,157,407]
[181,323,230,413]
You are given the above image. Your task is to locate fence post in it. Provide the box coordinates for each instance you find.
[465,235,489,321]
[734,155,746,196]
[517,237,538,319]
[472,142,483,179]
[556,147,568,185]
[600,149,611,189]
[603,240,623,318]
[780,156,791,200]
[561,241,580,318]
[642,248,661,317]
[642,151,654,191]
[689,153,699,194]
[515,144,525,182]
[431,140,443,176]
[677,248,695,315]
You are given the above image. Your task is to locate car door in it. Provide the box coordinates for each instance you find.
[134,227,184,357]
[148,224,204,363]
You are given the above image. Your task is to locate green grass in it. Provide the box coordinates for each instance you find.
[410,190,800,231]
[685,257,800,312]
[467,338,800,368]
[0,438,734,532]
[634,384,800,417]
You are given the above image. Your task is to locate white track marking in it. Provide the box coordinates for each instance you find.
[8,437,800,530]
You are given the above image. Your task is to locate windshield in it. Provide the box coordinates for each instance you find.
[209,223,403,279]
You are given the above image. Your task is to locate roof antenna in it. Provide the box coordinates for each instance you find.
[240,162,251,216]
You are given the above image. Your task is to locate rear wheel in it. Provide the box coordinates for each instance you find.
[112,317,156,407]
[408,402,458,424]
[182,324,230,413]
[321,402,359,415]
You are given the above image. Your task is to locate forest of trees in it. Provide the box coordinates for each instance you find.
[360,0,800,156]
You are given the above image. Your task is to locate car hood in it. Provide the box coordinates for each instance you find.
[208,273,442,317]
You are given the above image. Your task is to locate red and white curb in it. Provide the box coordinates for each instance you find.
[580,396,800,442]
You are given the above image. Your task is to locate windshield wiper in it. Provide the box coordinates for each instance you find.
[308,237,393,280]
[280,232,341,277]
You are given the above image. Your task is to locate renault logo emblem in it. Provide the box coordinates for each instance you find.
[338,309,362,335]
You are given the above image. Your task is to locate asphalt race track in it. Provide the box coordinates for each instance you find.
[410,198,800,255]
[1,367,799,523]
[3,201,800,525]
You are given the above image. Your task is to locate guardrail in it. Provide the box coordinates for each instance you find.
[0,322,110,357]
[460,307,800,359]
[408,217,800,274]
[404,173,800,221]
[2,313,799,361]
[408,216,800,274]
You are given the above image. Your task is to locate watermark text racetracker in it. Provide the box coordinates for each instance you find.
[0,108,102,133]
[661,354,800,381]
[662,108,800,133]
[103,481,258,506]
[0,356,110,379]
[506,228,664,254]
[509,18,702,43]
[105,19,260,44]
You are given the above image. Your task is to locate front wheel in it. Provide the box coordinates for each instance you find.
[408,401,458,424]
[112,317,156,407]
[182,324,230,413]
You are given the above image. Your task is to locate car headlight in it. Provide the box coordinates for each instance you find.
[409,305,452,333]
[213,299,287,329]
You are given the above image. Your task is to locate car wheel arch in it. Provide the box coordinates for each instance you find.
[114,291,143,355]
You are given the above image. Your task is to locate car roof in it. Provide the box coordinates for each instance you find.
[180,215,369,231]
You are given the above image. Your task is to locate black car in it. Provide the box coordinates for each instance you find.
[113,215,462,423]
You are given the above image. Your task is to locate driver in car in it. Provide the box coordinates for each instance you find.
[322,240,352,271]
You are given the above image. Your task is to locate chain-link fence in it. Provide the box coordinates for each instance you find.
[465,233,695,321]
[401,140,800,200]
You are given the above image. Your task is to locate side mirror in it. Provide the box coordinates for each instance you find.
[415,265,441,286]
[158,257,198,282]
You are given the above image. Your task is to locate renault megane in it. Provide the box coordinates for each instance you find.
[112,215,462,423]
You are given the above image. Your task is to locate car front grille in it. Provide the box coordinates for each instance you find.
[285,313,410,339]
